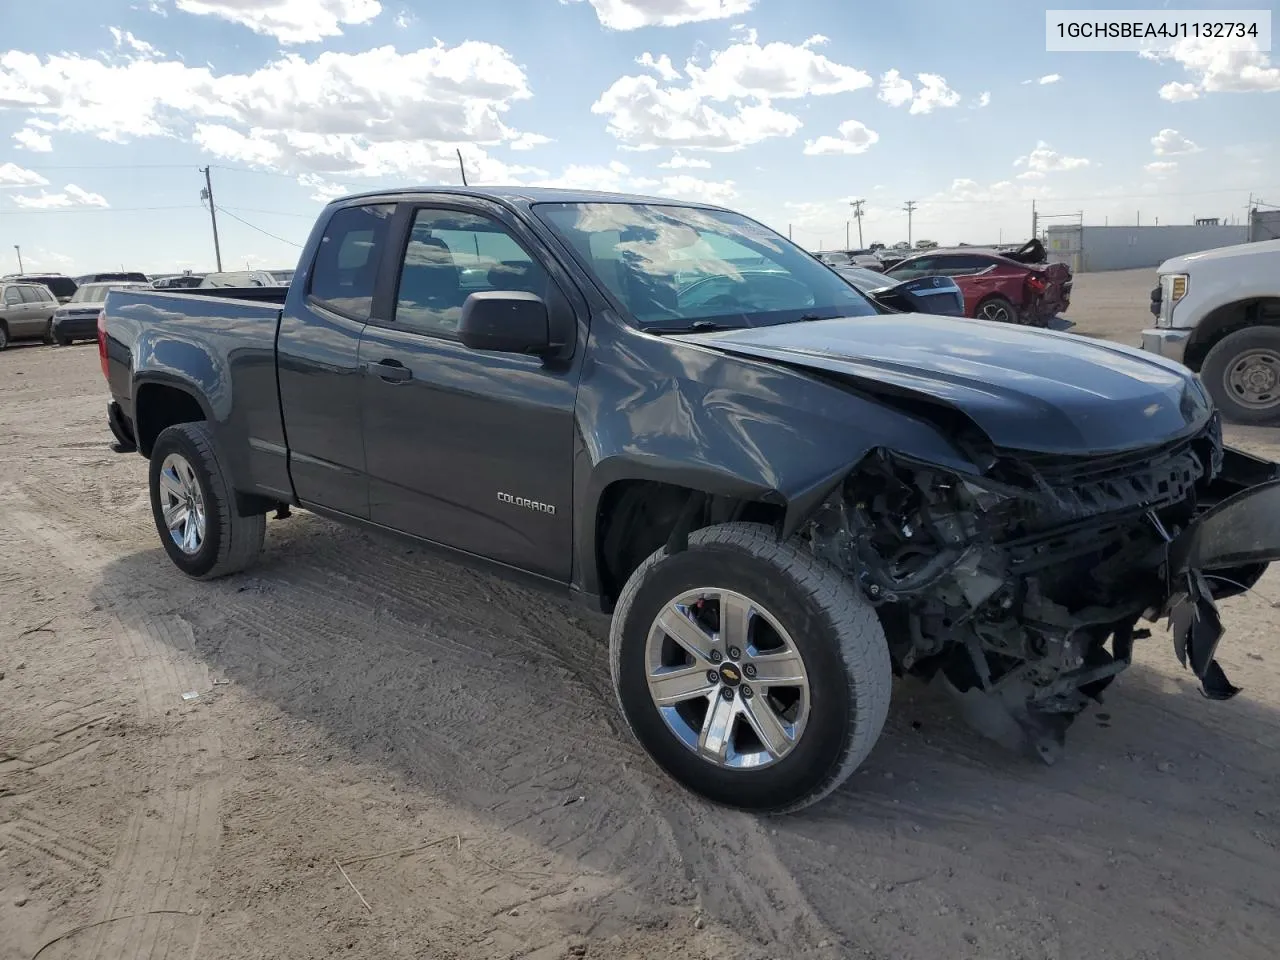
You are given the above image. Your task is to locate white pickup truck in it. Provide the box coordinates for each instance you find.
[1141,238,1280,423]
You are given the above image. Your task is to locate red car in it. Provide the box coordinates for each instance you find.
[885,242,1071,327]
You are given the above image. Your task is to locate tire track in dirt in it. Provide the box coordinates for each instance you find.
[6,499,221,960]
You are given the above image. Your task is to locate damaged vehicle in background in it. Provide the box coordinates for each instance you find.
[100,188,1280,812]
[887,240,1071,327]
[832,264,965,316]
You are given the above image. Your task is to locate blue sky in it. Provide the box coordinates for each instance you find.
[0,0,1276,275]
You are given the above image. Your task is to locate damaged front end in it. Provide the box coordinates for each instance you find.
[804,413,1280,762]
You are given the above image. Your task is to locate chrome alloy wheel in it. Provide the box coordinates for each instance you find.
[644,588,811,769]
[158,453,207,555]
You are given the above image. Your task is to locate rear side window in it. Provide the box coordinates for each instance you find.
[934,255,994,276]
[309,203,396,320]
[17,286,41,303]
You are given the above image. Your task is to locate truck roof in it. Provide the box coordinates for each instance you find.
[332,185,726,210]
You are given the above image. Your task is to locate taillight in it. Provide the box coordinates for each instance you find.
[1024,274,1047,295]
[97,310,109,380]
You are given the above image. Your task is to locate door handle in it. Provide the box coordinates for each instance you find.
[366,359,412,383]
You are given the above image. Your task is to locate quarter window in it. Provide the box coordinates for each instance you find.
[308,203,395,320]
[2,287,20,306]
[393,208,551,338]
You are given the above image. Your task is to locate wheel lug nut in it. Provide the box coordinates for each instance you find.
[721,687,734,701]
[741,685,753,699]
[743,664,756,679]
[728,646,741,660]
[706,670,720,684]
[709,650,723,664]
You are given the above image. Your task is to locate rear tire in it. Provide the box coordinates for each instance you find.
[609,522,892,813]
[53,334,70,346]
[1201,326,1280,425]
[0,322,9,351]
[148,422,266,579]
[975,295,1017,325]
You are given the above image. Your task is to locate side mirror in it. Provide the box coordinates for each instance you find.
[457,291,552,355]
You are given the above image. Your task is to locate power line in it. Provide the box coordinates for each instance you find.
[214,205,304,247]
[0,205,202,215]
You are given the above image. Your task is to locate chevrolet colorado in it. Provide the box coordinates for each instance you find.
[101,187,1280,812]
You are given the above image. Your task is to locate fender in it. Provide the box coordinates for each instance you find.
[568,325,975,599]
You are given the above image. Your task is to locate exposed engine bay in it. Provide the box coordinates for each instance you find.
[804,413,1280,762]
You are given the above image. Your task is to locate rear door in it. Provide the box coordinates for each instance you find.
[15,286,47,336]
[277,201,396,518]
[356,199,583,582]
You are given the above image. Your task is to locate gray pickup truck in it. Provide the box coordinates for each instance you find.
[100,187,1280,812]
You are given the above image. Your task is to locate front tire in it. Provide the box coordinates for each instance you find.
[1201,326,1280,425]
[148,422,266,579]
[609,522,892,813]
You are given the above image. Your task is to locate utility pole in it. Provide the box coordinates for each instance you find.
[200,166,223,272]
[457,149,468,186]
[850,199,865,247]
[1031,199,1037,241]
[903,200,917,247]
[845,220,850,249]
[13,245,22,273]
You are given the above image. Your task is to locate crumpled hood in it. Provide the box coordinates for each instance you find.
[673,314,1212,454]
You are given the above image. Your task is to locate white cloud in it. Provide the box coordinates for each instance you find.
[1038,73,1061,85]
[1015,170,1045,181]
[974,91,991,108]
[13,183,108,208]
[1151,128,1200,156]
[637,52,681,82]
[0,41,548,184]
[167,0,382,44]
[593,34,869,151]
[531,161,734,203]
[1142,36,1280,97]
[393,10,412,28]
[1159,81,1200,102]
[297,172,348,202]
[0,162,49,187]
[1145,160,1178,177]
[660,154,711,169]
[909,73,960,114]
[109,27,161,58]
[655,174,736,204]
[877,69,913,107]
[12,127,52,151]
[803,119,879,156]
[509,131,552,151]
[877,69,961,114]
[1013,140,1090,172]
[564,0,754,30]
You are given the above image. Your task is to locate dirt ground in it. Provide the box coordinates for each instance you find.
[2,269,1279,960]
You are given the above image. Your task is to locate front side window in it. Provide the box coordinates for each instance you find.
[17,286,42,303]
[309,203,395,320]
[393,207,551,338]
[534,202,874,331]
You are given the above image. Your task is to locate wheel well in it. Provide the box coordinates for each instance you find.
[1184,298,1280,371]
[135,384,206,457]
[595,479,785,611]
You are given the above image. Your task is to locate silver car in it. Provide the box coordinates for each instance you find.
[0,281,59,350]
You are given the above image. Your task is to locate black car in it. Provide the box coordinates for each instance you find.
[834,265,965,316]
[75,271,149,285]
[52,281,153,345]
[3,273,78,303]
[99,187,1280,813]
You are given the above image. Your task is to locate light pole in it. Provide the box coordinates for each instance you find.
[14,245,23,273]
[903,200,917,247]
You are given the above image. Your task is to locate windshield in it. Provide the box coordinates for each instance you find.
[269,270,294,283]
[534,202,876,330]
[70,282,151,303]
[34,277,77,298]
